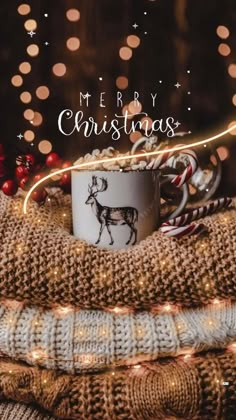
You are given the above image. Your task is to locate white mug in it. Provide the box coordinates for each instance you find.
[72,169,189,249]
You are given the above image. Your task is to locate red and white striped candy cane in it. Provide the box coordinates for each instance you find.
[160,222,206,239]
[160,197,232,239]
[131,138,199,188]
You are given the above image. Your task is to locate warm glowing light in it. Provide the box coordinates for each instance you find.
[52,63,67,77]
[228,121,236,135]
[36,86,50,100]
[66,8,80,22]
[19,61,31,74]
[217,146,229,160]
[24,19,37,31]
[38,140,52,154]
[229,342,236,352]
[122,105,133,119]
[228,64,236,78]
[232,94,236,106]
[128,100,142,114]
[30,112,43,126]
[18,4,31,15]
[31,349,47,361]
[20,91,32,104]
[11,75,23,87]
[23,124,236,214]
[54,306,73,316]
[116,76,129,90]
[108,307,131,315]
[213,298,220,305]
[163,304,172,312]
[216,25,230,39]
[127,35,141,48]
[130,131,142,143]
[218,43,231,56]
[66,37,80,51]
[119,46,133,60]
[24,109,34,120]
[140,117,153,130]
[24,130,35,142]
[27,44,39,57]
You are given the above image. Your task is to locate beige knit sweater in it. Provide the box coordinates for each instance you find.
[0,351,234,419]
[0,191,235,309]
[0,300,235,372]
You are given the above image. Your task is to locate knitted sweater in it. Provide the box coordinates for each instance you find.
[0,402,54,420]
[0,351,234,419]
[0,191,235,309]
[0,300,235,372]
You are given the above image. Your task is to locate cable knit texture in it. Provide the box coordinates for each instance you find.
[0,352,234,419]
[0,401,55,420]
[0,301,235,372]
[0,191,235,308]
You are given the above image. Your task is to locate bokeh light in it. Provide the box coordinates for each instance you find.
[216,25,230,39]
[24,109,34,120]
[218,43,231,56]
[122,105,133,119]
[36,86,50,100]
[17,4,31,15]
[140,117,153,130]
[52,63,67,77]
[20,91,32,104]
[130,131,142,143]
[228,64,236,78]
[66,9,80,22]
[11,75,23,87]
[232,94,236,106]
[66,37,80,51]
[27,44,39,57]
[127,35,141,48]
[228,121,236,135]
[30,112,43,126]
[128,100,142,114]
[217,146,230,161]
[24,19,37,31]
[38,140,53,154]
[116,76,129,90]
[24,130,35,142]
[119,47,133,60]
[19,62,31,74]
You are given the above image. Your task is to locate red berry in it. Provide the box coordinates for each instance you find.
[46,153,61,168]
[19,176,30,191]
[60,172,71,185]
[1,180,18,196]
[33,173,45,183]
[25,154,36,169]
[15,165,29,179]
[62,160,72,169]
[31,188,47,203]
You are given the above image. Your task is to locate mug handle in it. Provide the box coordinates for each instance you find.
[160,174,189,219]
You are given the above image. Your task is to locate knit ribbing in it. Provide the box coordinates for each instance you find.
[0,352,235,419]
[0,191,235,309]
[0,401,55,419]
[0,301,235,372]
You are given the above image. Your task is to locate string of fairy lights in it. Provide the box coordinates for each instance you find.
[0,294,236,378]
[6,4,236,381]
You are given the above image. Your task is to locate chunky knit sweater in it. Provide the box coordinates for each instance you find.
[0,402,54,420]
[0,191,235,309]
[0,300,235,372]
[0,351,234,419]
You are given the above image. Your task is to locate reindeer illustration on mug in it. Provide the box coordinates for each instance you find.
[85,176,138,246]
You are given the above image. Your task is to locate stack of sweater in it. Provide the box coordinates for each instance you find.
[0,190,235,419]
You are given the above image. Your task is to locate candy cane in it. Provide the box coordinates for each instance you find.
[132,138,199,188]
[160,197,232,239]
